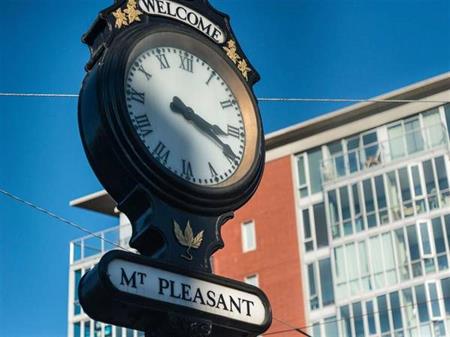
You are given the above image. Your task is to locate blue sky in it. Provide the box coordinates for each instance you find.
[0,0,449,336]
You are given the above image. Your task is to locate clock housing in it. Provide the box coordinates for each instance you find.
[79,22,264,215]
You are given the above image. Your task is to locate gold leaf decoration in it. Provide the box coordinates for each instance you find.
[124,0,142,24]
[113,0,143,29]
[237,59,251,81]
[174,220,189,246]
[223,40,240,64]
[192,231,204,249]
[173,220,205,261]
[223,39,252,81]
[113,8,128,29]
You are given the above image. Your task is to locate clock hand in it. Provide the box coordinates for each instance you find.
[170,96,238,162]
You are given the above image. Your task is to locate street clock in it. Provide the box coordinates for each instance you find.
[78,1,270,336]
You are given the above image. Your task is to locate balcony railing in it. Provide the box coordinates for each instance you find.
[70,225,131,264]
[321,124,449,184]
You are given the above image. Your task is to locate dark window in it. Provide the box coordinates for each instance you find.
[375,175,387,209]
[366,301,377,335]
[314,203,328,248]
[415,284,430,323]
[389,291,403,330]
[319,258,334,306]
[399,168,412,202]
[303,209,311,239]
[352,302,365,337]
[432,217,446,253]
[441,277,450,315]
[423,159,437,194]
[435,156,449,191]
[377,295,390,333]
[407,225,420,260]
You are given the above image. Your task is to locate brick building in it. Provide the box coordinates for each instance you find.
[68,72,450,337]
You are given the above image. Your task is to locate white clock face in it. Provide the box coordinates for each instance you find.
[125,46,246,186]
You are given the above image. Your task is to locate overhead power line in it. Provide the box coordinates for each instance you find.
[2,186,450,337]
[0,187,131,252]
[0,92,449,104]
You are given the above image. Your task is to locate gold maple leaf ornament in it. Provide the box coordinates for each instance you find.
[113,8,128,29]
[124,0,142,24]
[173,220,204,261]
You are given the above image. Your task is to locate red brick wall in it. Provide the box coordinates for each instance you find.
[213,156,306,336]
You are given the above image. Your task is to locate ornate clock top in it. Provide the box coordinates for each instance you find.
[82,0,260,85]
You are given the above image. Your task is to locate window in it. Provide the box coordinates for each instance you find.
[324,316,339,337]
[352,183,364,232]
[389,291,403,331]
[115,327,123,337]
[432,217,448,270]
[313,203,328,248]
[241,220,256,252]
[328,190,340,239]
[84,322,91,337]
[308,148,323,194]
[340,186,352,235]
[399,168,414,217]
[415,284,430,323]
[387,171,402,220]
[377,295,390,333]
[407,225,422,277]
[375,175,389,224]
[366,301,377,335]
[297,155,309,198]
[244,274,259,287]
[74,323,81,337]
[319,258,335,306]
[423,108,444,147]
[363,179,377,228]
[302,209,313,252]
[74,269,82,315]
[352,302,365,337]
[307,263,319,310]
[423,159,439,210]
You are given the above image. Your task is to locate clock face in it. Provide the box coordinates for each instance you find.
[125,46,246,186]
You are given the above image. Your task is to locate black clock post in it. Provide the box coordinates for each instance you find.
[77,1,271,336]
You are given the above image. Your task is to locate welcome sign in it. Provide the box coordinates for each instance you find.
[138,0,226,43]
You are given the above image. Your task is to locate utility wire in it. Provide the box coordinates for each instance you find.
[0,187,131,252]
[3,186,450,337]
[265,293,448,336]
[0,92,449,104]
[272,317,312,337]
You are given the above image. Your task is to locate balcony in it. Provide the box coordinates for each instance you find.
[70,225,131,264]
[321,124,449,185]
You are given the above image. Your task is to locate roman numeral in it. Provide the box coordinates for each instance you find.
[182,160,194,178]
[129,88,145,104]
[179,55,193,73]
[153,141,170,164]
[156,54,170,69]
[138,65,152,80]
[135,114,152,137]
[209,162,218,177]
[220,100,234,109]
[206,71,215,85]
[227,125,240,138]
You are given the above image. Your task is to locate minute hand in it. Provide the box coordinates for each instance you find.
[170,96,238,161]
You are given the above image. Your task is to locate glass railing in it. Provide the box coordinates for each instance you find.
[70,225,131,264]
[321,124,449,184]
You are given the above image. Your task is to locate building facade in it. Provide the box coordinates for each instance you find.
[68,73,450,337]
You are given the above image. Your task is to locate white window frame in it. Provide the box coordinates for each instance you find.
[241,220,256,252]
[244,274,259,287]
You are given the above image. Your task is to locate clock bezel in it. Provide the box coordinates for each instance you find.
[94,21,264,214]
[123,39,251,188]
